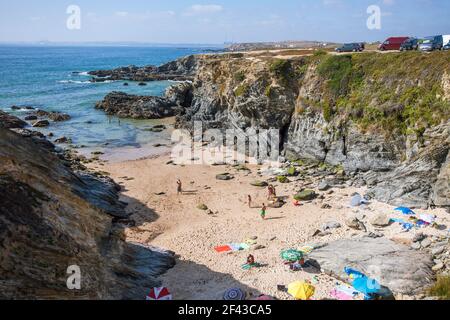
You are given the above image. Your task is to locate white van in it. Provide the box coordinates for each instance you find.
[442,35,450,47]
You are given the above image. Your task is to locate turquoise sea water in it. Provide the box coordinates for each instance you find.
[0,46,215,160]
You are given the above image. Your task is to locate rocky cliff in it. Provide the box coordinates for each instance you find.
[0,120,175,299]
[171,51,450,209]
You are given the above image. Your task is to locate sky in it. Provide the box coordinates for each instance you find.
[0,0,449,44]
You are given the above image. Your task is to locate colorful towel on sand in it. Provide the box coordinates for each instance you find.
[330,289,353,300]
[215,243,250,253]
[241,263,262,270]
[214,245,232,253]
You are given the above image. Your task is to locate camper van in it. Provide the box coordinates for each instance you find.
[379,37,410,51]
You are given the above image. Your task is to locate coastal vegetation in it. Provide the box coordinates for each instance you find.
[312,51,450,136]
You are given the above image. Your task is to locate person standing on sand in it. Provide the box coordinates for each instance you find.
[267,185,274,200]
[260,204,267,220]
[176,179,182,195]
[248,195,252,208]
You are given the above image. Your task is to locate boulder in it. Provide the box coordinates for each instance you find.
[370,213,391,227]
[293,189,317,201]
[0,111,27,129]
[322,221,341,231]
[277,176,290,184]
[48,112,71,122]
[318,180,331,191]
[216,173,233,181]
[345,217,367,232]
[308,237,434,295]
[250,180,268,187]
[24,115,38,121]
[32,120,50,128]
[197,204,208,211]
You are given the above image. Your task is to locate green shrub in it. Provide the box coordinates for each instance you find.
[234,83,249,97]
[234,71,245,82]
[269,59,294,85]
[317,55,353,95]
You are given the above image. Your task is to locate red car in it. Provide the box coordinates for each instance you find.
[379,37,410,51]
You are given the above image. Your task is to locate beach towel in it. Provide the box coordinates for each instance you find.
[241,263,262,270]
[330,289,353,300]
[214,245,232,253]
[390,218,406,224]
[336,285,359,296]
[395,207,416,215]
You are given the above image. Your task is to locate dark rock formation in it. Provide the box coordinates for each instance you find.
[0,111,27,129]
[0,128,175,299]
[89,55,199,83]
[95,91,178,119]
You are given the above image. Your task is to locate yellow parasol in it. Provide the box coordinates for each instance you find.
[288,281,315,300]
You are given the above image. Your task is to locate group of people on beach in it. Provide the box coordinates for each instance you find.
[177,179,277,220]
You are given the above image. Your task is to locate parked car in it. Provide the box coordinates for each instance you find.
[335,43,363,53]
[378,37,409,51]
[419,35,443,52]
[400,38,419,51]
[444,41,450,51]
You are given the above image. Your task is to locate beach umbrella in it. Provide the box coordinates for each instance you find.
[288,281,315,300]
[352,277,381,296]
[146,287,172,300]
[223,288,246,300]
[280,249,303,262]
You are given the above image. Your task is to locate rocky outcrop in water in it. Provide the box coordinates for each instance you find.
[0,110,27,129]
[89,55,199,82]
[0,128,175,299]
[95,91,179,119]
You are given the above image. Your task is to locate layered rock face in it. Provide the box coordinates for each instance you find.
[172,52,450,209]
[0,128,175,299]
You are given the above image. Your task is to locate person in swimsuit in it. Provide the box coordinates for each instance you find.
[267,185,274,200]
[176,179,182,195]
[260,203,267,220]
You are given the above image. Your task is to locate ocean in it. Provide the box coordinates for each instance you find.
[0,45,216,161]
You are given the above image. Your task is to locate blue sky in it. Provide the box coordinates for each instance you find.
[0,0,449,44]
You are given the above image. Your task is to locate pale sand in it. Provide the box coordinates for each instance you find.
[91,152,449,300]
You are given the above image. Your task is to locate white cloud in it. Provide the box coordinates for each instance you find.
[184,4,223,16]
[115,11,129,17]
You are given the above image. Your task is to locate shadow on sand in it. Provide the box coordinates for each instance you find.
[114,192,263,300]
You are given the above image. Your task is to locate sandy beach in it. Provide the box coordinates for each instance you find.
[88,148,449,300]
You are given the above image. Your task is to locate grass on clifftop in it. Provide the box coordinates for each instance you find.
[428,276,450,300]
[313,51,450,135]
